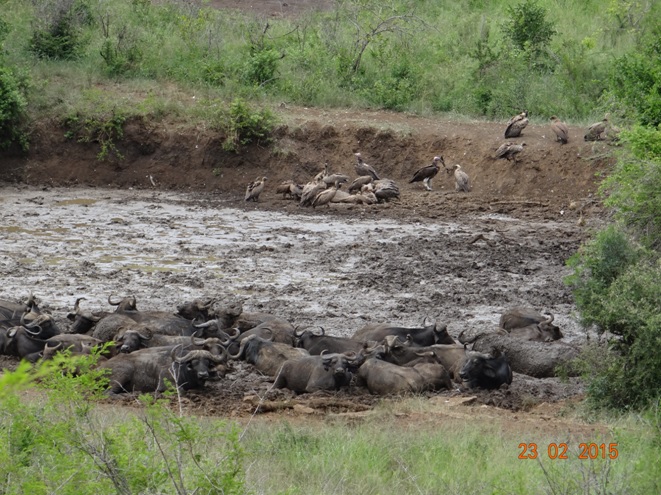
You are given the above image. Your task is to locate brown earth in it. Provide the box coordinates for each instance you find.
[2,105,612,220]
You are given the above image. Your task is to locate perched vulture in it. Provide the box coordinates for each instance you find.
[584,118,608,141]
[550,116,569,144]
[354,153,380,180]
[495,142,526,163]
[348,175,373,193]
[453,164,471,192]
[245,176,267,202]
[312,181,342,208]
[409,156,445,191]
[505,110,529,138]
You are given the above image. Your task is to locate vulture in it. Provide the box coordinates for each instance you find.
[505,110,529,138]
[409,156,445,191]
[550,116,569,144]
[299,180,327,207]
[312,181,342,208]
[322,174,350,187]
[495,142,526,163]
[373,179,400,202]
[275,180,303,200]
[453,164,471,192]
[354,153,380,180]
[313,163,330,182]
[245,176,267,202]
[348,175,373,193]
[584,118,608,141]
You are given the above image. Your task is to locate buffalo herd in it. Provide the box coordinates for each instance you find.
[0,294,580,398]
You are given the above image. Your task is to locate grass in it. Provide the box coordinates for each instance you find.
[2,0,659,133]
[240,399,660,495]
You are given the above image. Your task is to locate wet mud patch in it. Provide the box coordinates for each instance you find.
[0,186,595,417]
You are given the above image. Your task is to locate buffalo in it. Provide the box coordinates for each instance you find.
[356,356,452,395]
[98,344,225,394]
[230,334,309,376]
[273,352,359,394]
[351,318,455,347]
[459,349,513,390]
[295,327,371,355]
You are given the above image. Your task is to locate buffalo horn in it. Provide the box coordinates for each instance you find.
[228,334,258,360]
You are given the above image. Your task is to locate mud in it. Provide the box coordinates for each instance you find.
[0,184,595,414]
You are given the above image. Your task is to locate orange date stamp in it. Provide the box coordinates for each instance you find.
[518,443,619,460]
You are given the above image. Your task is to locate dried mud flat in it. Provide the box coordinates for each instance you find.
[0,184,596,420]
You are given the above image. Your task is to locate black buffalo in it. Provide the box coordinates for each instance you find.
[459,350,513,390]
[98,344,225,394]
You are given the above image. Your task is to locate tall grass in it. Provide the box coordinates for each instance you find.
[1,0,658,125]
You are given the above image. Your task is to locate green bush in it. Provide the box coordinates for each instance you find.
[64,108,126,161]
[0,64,29,150]
[28,0,92,60]
[572,261,661,410]
[600,127,661,250]
[565,225,642,331]
[501,0,556,71]
[607,28,661,126]
[211,97,276,152]
[0,353,247,495]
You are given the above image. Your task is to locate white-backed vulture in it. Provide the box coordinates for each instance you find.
[348,175,373,193]
[505,110,529,138]
[245,176,267,202]
[299,180,327,207]
[312,181,342,208]
[584,118,608,141]
[354,153,380,180]
[550,116,569,144]
[495,142,526,163]
[453,164,471,192]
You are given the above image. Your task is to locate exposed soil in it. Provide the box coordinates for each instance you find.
[0,0,617,427]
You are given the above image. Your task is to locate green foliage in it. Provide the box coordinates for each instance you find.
[99,14,144,77]
[565,225,642,330]
[608,31,661,127]
[502,0,556,52]
[571,262,661,410]
[0,354,247,495]
[243,46,282,87]
[64,107,126,161]
[28,0,92,60]
[501,0,557,71]
[0,64,29,150]
[600,127,661,249]
[211,97,276,152]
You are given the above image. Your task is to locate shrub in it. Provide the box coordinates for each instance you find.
[572,261,661,410]
[28,0,92,60]
[0,353,247,495]
[211,97,276,152]
[600,127,661,250]
[565,225,642,331]
[501,0,556,71]
[63,108,126,161]
[0,65,29,151]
